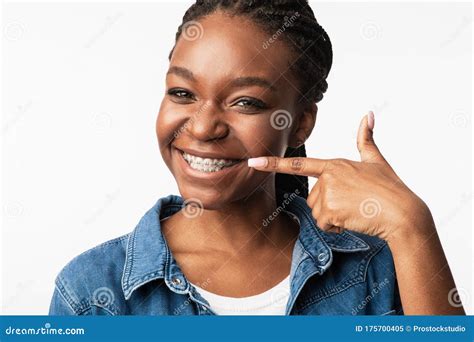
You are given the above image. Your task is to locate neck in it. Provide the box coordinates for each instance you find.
[163,187,299,255]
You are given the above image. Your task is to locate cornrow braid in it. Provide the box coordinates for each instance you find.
[169,0,333,205]
[275,144,309,206]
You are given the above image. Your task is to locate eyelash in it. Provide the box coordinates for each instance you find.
[167,88,195,101]
[235,97,268,110]
[167,88,268,112]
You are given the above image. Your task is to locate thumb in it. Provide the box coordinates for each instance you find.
[357,111,385,163]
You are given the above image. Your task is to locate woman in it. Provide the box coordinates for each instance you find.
[49,0,465,315]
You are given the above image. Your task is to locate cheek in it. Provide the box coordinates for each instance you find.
[155,101,184,174]
[156,101,183,150]
[240,118,290,158]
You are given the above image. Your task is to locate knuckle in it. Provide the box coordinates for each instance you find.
[330,158,358,176]
[334,158,350,167]
[317,215,331,229]
[318,172,328,182]
[290,158,305,173]
[311,206,321,219]
[332,158,345,164]
[358,139,369,149]
[268,157,279,170]
[325,199,338,213]
[319,172,334,184]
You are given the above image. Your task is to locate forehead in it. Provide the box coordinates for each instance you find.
[170,11,297,86]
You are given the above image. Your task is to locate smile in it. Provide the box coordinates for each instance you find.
[181,151,242,173]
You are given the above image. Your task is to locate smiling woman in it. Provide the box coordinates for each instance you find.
[48,0,465,316]
[157,3,327,209]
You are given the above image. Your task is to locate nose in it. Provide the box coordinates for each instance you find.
[186,100,228,141]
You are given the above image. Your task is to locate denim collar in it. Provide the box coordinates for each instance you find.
[121,193,370,300]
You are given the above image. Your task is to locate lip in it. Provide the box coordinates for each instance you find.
[174,146,245,161]
[173,146,246,180]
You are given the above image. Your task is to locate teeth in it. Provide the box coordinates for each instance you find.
[182,152,239,173]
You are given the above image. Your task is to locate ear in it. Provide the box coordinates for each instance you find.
[288,102,317,148]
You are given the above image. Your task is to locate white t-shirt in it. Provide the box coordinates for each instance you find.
[191,274,291,315]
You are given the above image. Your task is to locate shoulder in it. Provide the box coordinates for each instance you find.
[52,234,129,315]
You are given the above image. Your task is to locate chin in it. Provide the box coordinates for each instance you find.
[177,185,232,210]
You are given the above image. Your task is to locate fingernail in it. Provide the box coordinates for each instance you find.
[248,157,268,168]
[367,111,375,130]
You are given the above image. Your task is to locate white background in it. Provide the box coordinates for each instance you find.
[1,1,472,314]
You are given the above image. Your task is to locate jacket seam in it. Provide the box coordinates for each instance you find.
[381,309,397,315]
[75,307,92,315]
[75,235,128,259]
[53,281,78,315]
[54,277,85,315]
[287,256,321,315]
[89,304,117,316]
[61,235,128,278]
[326,232,370,250]
[361,241,392,281]
[122,229,137,294]
[55,236,128,314]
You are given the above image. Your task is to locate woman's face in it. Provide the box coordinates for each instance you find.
[157,11,314,209]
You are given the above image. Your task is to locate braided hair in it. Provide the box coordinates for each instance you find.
[169,0,333,206]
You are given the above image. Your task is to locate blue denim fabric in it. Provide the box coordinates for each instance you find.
[49,193,404,315]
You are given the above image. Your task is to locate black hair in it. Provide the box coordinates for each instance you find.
[169,0,333,206]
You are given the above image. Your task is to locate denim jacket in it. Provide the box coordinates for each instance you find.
[49,193,404,315]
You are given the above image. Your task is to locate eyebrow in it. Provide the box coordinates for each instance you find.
[167,66,277,92]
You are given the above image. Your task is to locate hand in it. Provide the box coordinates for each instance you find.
[248,111,433,242]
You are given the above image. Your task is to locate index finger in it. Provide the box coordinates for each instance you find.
[247,156,328,177]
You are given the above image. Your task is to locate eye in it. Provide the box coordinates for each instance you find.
[233,97,268,113]
[167,88,196,103]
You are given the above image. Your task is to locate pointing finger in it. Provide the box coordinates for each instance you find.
[247,156,328,177]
